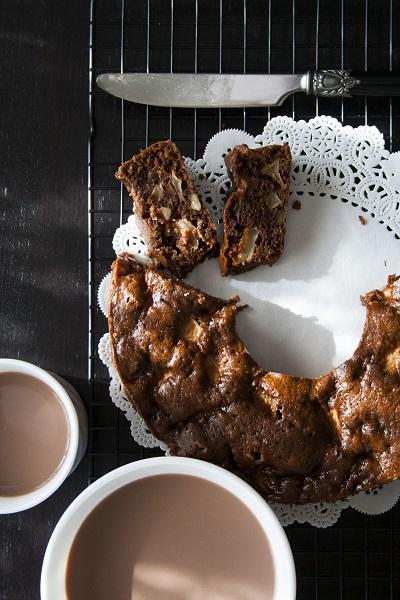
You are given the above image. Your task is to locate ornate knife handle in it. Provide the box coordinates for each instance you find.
[310,69,400,97]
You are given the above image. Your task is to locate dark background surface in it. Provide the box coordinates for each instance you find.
[0,2,89,599]
[2,1,400,599]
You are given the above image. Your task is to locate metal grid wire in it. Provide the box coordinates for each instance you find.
[88,1,400,598]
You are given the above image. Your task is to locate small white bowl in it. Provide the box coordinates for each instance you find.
[0,359,87,514]
[41,456,296,600]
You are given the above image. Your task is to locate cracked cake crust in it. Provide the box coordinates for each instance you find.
[109,254,400,504]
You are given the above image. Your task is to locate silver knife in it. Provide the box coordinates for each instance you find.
[96,70,400,108]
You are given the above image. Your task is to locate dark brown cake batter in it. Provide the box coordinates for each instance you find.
[109,254,400,503]
[220,144,292,276]
[116,141,218,278]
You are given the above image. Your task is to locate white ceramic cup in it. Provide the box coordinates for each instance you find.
[41,456,296,600]
[0,358,88,514]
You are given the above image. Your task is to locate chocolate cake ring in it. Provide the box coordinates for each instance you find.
[109,253,400,504]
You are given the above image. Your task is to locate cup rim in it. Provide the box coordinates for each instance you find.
[41,456,296,600]
[0,358,80,514]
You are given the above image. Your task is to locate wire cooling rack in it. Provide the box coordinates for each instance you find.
[88,1,400,598]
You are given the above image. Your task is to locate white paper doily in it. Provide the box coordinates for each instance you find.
[99,116,400,527]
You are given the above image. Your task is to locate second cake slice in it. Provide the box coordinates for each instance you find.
[220,144,292,275]
[116,140,218,278]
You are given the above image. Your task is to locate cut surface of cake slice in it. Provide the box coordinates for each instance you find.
[220,143,292,276]
[116,140,218,278]
[109,253,400,504]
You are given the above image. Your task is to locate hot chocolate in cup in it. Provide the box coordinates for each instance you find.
[0,358,87,514]
[41,457,296,600]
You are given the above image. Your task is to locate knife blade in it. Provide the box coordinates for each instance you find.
[96,70,400,108]
[96,73,307,108]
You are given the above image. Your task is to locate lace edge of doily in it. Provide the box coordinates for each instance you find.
[96,116,400,526]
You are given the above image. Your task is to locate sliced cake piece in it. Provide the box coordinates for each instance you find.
[220,143,292,276]
[109,253,400,504]
[116,140,218,278]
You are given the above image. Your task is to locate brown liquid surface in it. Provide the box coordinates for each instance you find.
[66,474,275,600]
[0,372,70,496]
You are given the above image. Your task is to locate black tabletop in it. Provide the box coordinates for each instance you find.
[0,2,89,599]
[2,1,400,600]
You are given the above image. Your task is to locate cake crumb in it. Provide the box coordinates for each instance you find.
[292,200,302,210]
[359,215,367,226]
